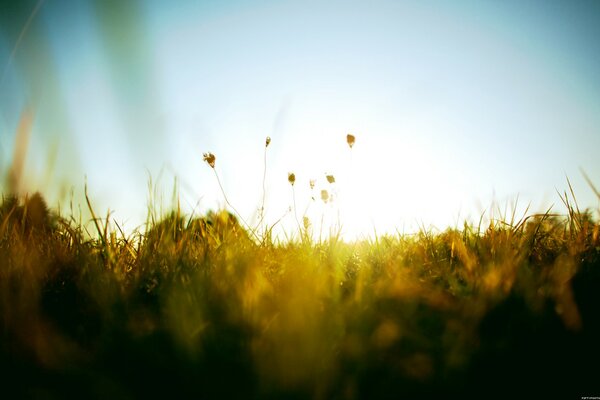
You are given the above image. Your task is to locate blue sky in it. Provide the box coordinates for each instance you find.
[1,0,599,238]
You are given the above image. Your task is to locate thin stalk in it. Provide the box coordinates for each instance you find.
[319,213,324,244]
[84,181,109,266]
[213,168,260,242]
[292,185,301,237]
[259,144,268,231]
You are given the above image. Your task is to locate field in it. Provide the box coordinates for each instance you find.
[4,1,600,398]
[1,182,599,399]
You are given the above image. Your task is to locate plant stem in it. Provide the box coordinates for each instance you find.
[213,168,259,241]
[292,185,301,237]
[259,145,268,231]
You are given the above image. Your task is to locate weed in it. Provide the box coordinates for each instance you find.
[0,134,598,398]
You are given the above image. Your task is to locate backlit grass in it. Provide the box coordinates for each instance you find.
[1,124,599,398]
[1,183,599,398]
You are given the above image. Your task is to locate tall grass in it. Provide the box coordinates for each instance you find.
[0,182,599,398]
[1,133,599,398]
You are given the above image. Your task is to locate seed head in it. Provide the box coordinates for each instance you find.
[321,189,329,203]
[309,179,315,190]
[326,174,335,184]
[266,136,271,147]
[303,216,310,230]
[347,133,355,148]
[288,172,296,186]
[203,152,216,168]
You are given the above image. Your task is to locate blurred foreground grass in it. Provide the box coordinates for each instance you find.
[1,191,599,399]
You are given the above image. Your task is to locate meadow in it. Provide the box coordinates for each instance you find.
[1,137,599,399]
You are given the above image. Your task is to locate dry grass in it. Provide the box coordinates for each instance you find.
[0,185,599,398]
[1,131,599,398]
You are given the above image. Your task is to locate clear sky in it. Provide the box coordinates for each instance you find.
[1,0,599,239]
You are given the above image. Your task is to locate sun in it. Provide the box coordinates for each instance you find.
[277,128,472,240]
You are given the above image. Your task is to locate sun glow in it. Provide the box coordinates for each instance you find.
[1,0,599,241]
[253,118,472,241]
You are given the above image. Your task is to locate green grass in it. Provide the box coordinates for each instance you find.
[1,187,599,399]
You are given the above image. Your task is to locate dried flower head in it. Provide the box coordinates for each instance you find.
[288,172,296,186]
[326,174,335,184]
[203,152,216,168]
[303,216,310,230]
[321,189,329,203]
[266,136,271,147]
[309,179,316,190]
[347,133,355,148]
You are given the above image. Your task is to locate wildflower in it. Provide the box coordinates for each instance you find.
[203,152,216,168]
[309,179,315,190]
[321,189,329,203]
[347,133,355,148]
[326,174,335,184]
[266,136,271,147]
[288,172,296,186]
[303,216,310,230]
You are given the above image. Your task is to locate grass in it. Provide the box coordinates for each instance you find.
[1,126,599,398]
[0,183,599,399]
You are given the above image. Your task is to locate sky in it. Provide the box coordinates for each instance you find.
[1,0,599,239]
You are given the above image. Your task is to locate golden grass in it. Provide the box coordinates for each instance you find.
[1,132,599,398]
[0,186,599,398]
